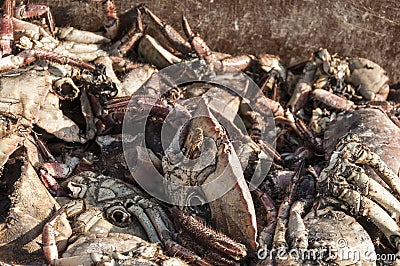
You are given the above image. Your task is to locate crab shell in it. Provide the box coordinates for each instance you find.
[0,68,96,168]
[0,136,71,264]
[162,101,258,252]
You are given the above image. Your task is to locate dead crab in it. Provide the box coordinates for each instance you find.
[319,132,400,260]
[42,171,247,265]
[0,135,71,264]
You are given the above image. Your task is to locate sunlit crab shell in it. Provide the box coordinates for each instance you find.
[324,107,400,178]
[162,100,258,252]
[346,57,389,101]
[59,232,184,266]
[0,137,71,264]
[303,209,376,266]
[0,67,96,168]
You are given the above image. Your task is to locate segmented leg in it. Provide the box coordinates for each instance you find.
[272,164,303,250]
[337,133,400,196]
[287,200,310,250]
[0,0,14,57]
[14,3,55,34]
[42,205,67,264]
[124,199,162,243]
[176,233,239,266]
[320,133,400,253]
[141,6,192,55]
[311,89,354,111]
[182,16,253,71]
[135,196,173,242]
[254,187,278,248]
[164,239,212,266]
[327,188,400,250]
[110,7,143,57]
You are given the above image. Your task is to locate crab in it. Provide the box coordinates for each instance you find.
[287,48,389,112]
[161,99,258,251]
[0,63,114,173]
[0,135,71,264]
[252,162,378,266]
[42,171,247,265]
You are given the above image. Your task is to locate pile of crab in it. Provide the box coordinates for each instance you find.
[0,1,400,265]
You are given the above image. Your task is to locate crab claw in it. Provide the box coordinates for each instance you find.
[162,100,257,252]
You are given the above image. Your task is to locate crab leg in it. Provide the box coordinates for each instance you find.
[286,57,316,111]
[164,239,212,266]
[125,201,161,243]
[254,188,278,248]
[328,187,400,250]
[42,205,67,264]
[141,6,193,55]
[345,142,400,196]
[182,15,253,71]
[287,199,311,250]
[14,3,55,34]
[311,89,354,111]
[272,163,302,250]
[176,233,239,266]
[135,196,173,242]
[171,208,247,261]
[0,0,14,57]
[340,162,400,221]
[0,48,96,72]
[110,8,143,57]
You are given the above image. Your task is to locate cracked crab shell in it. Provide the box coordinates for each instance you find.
[187,105,258,252]
[0,69,50,167]
[324,107,400,178]
[0,139,71,264]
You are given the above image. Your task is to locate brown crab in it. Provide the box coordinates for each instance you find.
[287,48,389,112]
[0,135,71,264]
[41,171,247,265]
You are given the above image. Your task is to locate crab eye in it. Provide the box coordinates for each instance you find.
[106,205,131,227]
[66,181,87,199]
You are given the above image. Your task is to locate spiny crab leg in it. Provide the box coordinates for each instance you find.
[170,208,248,261]
[164,239,212,266]
[175,233,239,265]
[14,2,55,34]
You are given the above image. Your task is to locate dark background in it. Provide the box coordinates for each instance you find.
[19,0,400,83]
